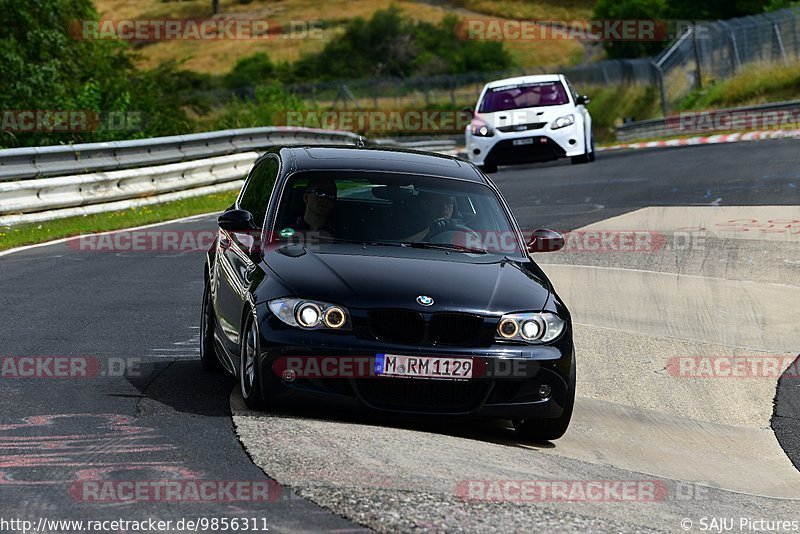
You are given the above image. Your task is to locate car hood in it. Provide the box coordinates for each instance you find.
[477,104,574,130]
[261,245,551,314]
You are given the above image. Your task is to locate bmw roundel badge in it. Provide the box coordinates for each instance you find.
[416,295,434,306]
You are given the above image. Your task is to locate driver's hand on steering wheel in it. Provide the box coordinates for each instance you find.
[430,218,458,233]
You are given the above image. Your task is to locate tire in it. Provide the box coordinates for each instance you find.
[200,278,221,372]
[571,132,593,165]
[240,315,268,410]
[513,357,576,442]
[478,163,498,174]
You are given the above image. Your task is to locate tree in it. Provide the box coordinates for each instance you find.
[593,0,668,59]
[292,7,513,81]
[593,0,778,59]
[0,0,190,147]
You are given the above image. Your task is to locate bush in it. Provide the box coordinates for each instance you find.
[292,7,514,81]
[210,83,311,130]
[225,52,275,90]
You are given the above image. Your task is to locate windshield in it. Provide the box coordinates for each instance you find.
[271,171,523,256]
[479,81,571,113]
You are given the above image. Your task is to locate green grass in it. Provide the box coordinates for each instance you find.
[586,61,800,145]
[583,84,662,144]
[0,190,238,252]
[680,61,800,110]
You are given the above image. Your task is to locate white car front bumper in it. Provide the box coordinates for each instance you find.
[466,122,586,167]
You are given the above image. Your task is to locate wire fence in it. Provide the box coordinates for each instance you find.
[654,7,800,112]
[282,60,659,111]
[279,7,800,116]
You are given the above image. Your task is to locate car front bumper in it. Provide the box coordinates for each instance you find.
[255,323,574,419]
[467,123,586,166]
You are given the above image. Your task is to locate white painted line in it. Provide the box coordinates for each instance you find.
[0,211,219,258]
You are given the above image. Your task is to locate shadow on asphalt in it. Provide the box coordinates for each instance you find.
[124,359,237,417]
[124,357,565,450]
[236,395,559,451]
[771,354,800,471]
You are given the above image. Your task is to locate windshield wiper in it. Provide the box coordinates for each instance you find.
[320,237,407,247]
[406,242,488,254]
[320,237,487,253]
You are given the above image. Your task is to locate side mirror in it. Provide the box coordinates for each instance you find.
[527,229,565,253]
[576,95,591,105]
[218,209,257,232]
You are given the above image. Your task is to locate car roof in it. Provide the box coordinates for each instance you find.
[279,146,486,183]
[485,74,563,89]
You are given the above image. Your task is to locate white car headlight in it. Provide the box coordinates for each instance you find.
[269,298,351,331]
[551,115,575,130]
[495,312,565,344]
[469,121,494,137]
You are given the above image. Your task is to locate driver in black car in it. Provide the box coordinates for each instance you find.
[295,179,337,233]
[403,192,465,242]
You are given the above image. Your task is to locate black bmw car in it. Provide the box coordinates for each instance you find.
[201,145,575,441]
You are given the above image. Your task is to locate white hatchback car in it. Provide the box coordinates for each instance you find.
[465,74,594,173]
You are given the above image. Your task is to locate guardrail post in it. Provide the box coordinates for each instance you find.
[652,62,668,118]
[774,23,790,66]
[730,33,742,74]
[693,24,703,89]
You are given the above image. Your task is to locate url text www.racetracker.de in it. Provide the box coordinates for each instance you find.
[0,516,271,533]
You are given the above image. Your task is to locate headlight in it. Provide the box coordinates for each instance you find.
[296,302,321,327]
[268,298,351,331]
[551,114,575,129]
[469,121,494,137]
[495,312,565,344]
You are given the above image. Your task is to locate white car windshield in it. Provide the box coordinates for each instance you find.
[479,81,571,113]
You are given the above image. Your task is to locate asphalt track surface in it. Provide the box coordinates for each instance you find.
[0,138,798,532]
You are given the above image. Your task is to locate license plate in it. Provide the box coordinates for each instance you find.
[513,138,534,146]
[374,354,473,379]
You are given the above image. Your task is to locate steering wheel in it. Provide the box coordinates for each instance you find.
[424,218,483,245]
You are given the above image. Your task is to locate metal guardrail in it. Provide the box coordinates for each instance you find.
[0,127,361,226]
[371,136,461,153]
[0,127,361,182]
[615,100,800,141]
